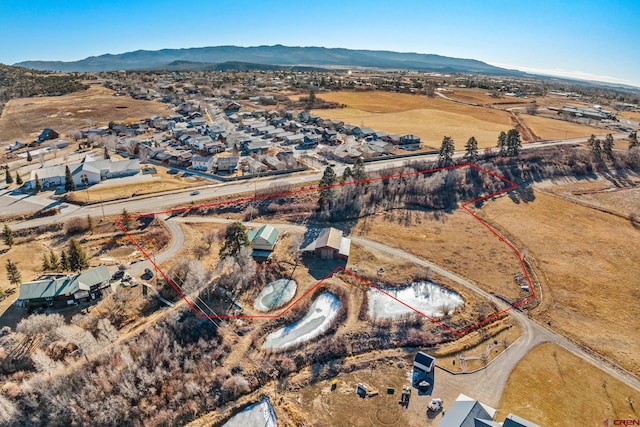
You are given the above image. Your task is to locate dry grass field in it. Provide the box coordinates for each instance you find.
[497,342,640,426]
[0,85,169,141]
[311,91,608,148]
[351,210,525,301]
[481,190,640,374]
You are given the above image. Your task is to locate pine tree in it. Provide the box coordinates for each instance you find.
[67,238,89,272]
[15,172,23,185]
[352,157,367,181]
[5,169,13,185]
[588,134,602,157]
[104,146,110,160]
[342,166,352,183]
[318,165,337,210]
[497,131,508,157]
[464,136,479,163]
[64,165,76,192]
[506,129,522,157]
[121,208,133,230]
[41,253,52,272]
[603,134,614,158]
[219,222,250,258]
[2,225,14,248]
[438,136,455,166]
[86,215,93,232]
[35,174,43,192]
[60,251,69,271]
[49,251,61,272]
[629,131,639,150]
[5,259,21,287]
[26,150,32,162]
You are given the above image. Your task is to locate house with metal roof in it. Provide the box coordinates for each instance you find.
[437,394,497,427]
[302,227,351,261]
[247,224,280,260]
[18,266,111,309]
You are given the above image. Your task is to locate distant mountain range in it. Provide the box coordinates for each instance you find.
[14,44,525,76]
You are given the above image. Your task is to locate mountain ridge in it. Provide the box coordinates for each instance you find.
[14,44,524,76]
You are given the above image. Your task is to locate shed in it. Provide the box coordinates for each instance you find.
[302,227,351,261]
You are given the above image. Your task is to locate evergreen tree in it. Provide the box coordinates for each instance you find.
[588,134,602,157]
[2,225,14,248]
[49,251,61,272]
[506,129,522,157]
[603,134,614,158]
[41,253,52,272]
[15,172,23,185]
[219,222,250,258]
[464,136,479,163]
[352,157,367,181]
[104,146,110,160]
[35,174,43,192]
[629,131,639,150]
[86,215,93,232]
[497,131,508,157]
[318,165,337,210]
[64,165,76,192]
[121,208,133,230]
[5,259,21,287]
[67,238,89,272]
[60,251,69,271]
[26,150,32,162]
[438,136,455,166]
[5,169,13,185]
[342,166,352,183]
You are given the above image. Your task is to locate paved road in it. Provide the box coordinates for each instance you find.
[167,217,640,406]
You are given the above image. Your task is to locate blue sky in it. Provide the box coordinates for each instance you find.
[1,0,639,86]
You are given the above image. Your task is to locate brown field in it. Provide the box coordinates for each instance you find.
[497,342,640,426]
[521,113,609,140]
[619,110,640,121]
[311,91,607,148]
[351,210,525,301]
[0,85,169,141]
[481,190,640,374]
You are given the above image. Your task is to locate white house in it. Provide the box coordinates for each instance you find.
[192,155,215,171]
[26,155,140,189]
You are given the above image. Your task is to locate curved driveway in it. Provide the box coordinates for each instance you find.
[167,217,640,406]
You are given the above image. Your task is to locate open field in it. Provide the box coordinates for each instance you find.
[481,190,640,374]
[497,342,640,426]
[521,113,609,140]
[311,91,608,148]
[0,85,169,142]
[350,210,525,302]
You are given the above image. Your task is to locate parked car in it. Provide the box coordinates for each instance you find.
[111,270,125,280]
[144,268,154,278]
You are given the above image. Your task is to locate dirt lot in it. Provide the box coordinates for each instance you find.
[519,113,609,140]
[481,190,640,374]
[0,85,169,142]
[311,91,607,149]
[498,342,640,426]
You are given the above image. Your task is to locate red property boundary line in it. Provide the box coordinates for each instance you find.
[114,163,535,337]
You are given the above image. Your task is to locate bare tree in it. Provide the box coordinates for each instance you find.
[67,129,83,142]
[203,231,218,249]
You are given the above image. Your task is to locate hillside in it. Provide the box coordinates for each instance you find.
[14,44,525,75]
[0,64,88,101]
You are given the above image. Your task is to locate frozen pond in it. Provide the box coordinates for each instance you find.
[222,397,277,427]
[263,292,340,350]
[368,281,464,319]
[254,278,297,312]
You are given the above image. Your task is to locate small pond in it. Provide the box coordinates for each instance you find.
[368,281,464,319]
[263,292,340,350]
[254,278,297,312]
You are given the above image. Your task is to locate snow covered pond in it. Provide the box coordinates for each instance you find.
[368,281,464,319]
[254,278,297,312]
[263,292,340,350]
[222,397,277,427]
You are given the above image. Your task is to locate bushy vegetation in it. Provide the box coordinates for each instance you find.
[0,64,88,115]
